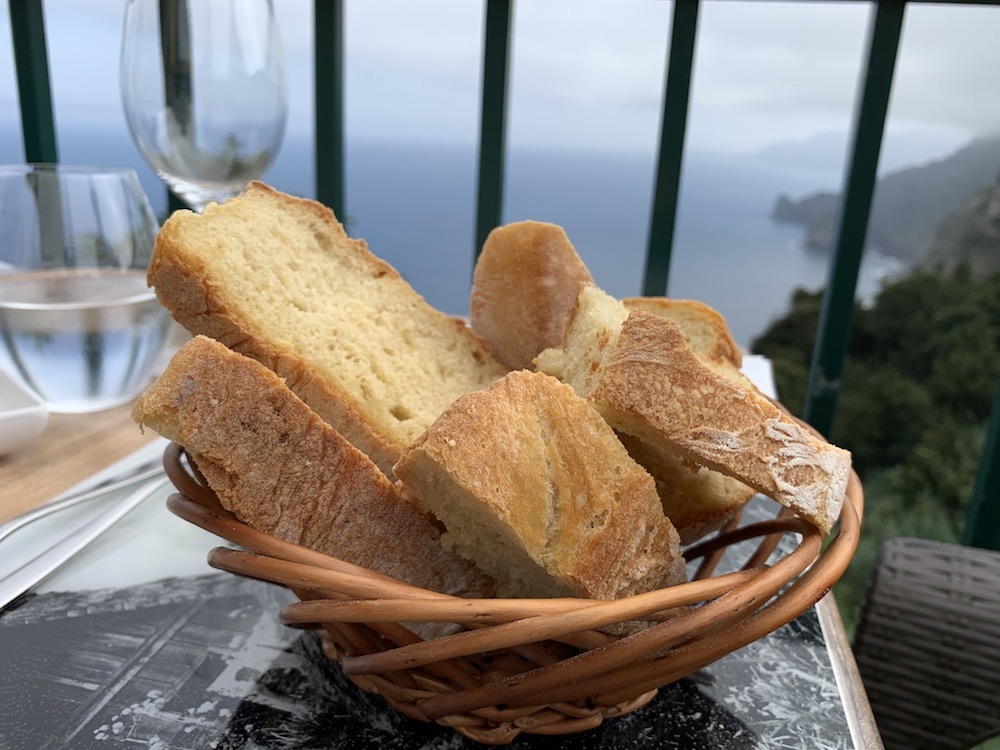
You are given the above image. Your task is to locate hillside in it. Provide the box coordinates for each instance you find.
[923,169,1000,279]
[751,268,1000,631]
[772,136,1000,263]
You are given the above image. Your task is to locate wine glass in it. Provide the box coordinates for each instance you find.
[120,0,288,212]
[0,165,171,413]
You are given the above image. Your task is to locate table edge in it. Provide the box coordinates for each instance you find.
[816,593,884,749]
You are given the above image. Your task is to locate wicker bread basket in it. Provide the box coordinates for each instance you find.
[162,438,863,746]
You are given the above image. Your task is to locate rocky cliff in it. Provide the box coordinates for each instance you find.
[923,169,1000,279]
[772,136,1000,264]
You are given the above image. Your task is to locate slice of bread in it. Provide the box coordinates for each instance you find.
[537,285,851,534]
[620,297,756,542]
[393,370,686,601]
[622,297,742,369]
[534,288,754,543]
[133,335,496,600]
[615,434,756,545]
[149,182,506,478]
[470,221,593,370]
[471,224,757,543]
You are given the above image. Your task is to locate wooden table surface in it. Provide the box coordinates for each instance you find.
[0,325,191,525]
[0,402,160,525]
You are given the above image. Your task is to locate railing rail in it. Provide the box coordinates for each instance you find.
[474,0,512,258]
[5,0,999,550]
[643,0,699,299]
[8,0,57,163]
[802,1,904,438]
[314,0,345,221]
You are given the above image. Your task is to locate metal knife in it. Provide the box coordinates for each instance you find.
[0,459,165,545]
[0,477,169,611]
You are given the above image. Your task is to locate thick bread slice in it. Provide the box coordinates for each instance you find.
[621,297,756,541]
[133,335,496,600]
[149,182,505,478]
[619,297,756,544]
[470,221,593,370]
[537,286,754,542]
[536,286,851,534]
[615,434,756,545]
[622,297,742,369]
[393,370,686,601]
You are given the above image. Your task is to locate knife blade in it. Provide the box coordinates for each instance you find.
[0,460,165,545]
[0,477,169,611]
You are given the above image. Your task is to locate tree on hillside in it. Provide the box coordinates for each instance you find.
[752,266,999,632]
[926,303,1000,419]
[830,363,935,474]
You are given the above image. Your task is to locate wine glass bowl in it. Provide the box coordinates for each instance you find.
[120,0,288,212]
[0,165,171,414]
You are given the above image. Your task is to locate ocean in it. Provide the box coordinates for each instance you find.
[11,126,905,348]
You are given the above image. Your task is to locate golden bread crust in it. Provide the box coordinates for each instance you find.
[470,221,594,370]
[149,182,505,479]
[622,296,743,368]
[593,312,850,533]
[394,370,686,601]
[133,335,495,599]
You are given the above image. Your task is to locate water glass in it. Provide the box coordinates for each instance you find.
[0,165,171,413]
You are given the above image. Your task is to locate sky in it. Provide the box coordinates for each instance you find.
[1,0,999,163]
[2,1,999,335]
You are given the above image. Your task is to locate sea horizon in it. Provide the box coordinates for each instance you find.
[3,125,906,348]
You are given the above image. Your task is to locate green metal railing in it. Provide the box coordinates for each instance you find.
[643,0,699,300]
[803,0,904,438]
[9,0,56,163]
[314,0,345,220]
[6,0,999,550]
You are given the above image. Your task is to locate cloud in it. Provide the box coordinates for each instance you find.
[692,2,868,116]
[891,3,1000,134]
[1,0,998,159]
[345,0,481,83]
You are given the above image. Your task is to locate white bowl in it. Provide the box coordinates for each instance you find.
[0,368,48,456]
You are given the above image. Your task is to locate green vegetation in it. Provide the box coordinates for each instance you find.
[751,266,1000,633]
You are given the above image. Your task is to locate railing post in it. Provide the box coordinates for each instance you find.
[643,0,699,297]
[803,0,906,437]
[315,0,345,221]
[9,0,59,163]
[964,377,1000,550]
[159,0,192,214]
[474,0,512,260]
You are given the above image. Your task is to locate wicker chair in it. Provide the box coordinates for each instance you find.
[853,537,1000,750]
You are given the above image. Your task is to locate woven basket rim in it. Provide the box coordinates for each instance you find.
[162,440,863,744]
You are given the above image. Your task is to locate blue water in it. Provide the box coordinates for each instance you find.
[5,124,904,347]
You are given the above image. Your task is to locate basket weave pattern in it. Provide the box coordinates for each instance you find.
[163,442,863,745]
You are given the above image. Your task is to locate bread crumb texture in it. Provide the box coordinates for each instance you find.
[133,335,495,599]
[394,370,686,601]
[149,182,505,477]
[538,284,850,535]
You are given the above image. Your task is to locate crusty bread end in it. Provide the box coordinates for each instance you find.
[470,221,594,370]
[133,335,496,599]
[537,285,850,534]
[393,370,686,601]
[149,182,505,479]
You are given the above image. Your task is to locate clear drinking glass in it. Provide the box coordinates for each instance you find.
[120,0,288,212]
[0,165,171,413]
